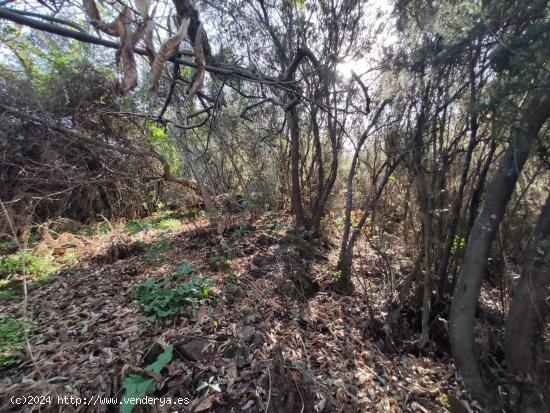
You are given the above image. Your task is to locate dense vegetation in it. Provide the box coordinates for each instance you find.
[0,0,549,411]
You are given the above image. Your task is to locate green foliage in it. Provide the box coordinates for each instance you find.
[125,220,152,234]
[136,264,212,319]
[0,239,17,252]
[148,125,180,175]
[77,221,111,237]
[124,214,181,235]
[155,218,182,231]
[174,263,196,278]
[0,314,34,367]
[120,375,154,413]
[0,251,56,279]
[120,345,174,413]
[451,235,466,253]
[0,289,17,300]
[144,344,173,374]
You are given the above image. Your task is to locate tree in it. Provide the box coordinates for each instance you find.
[449,86,550,404]
[504,192,550,375]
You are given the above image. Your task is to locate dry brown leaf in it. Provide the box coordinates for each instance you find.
[193,395,215,412]
[185,23,205,107]
[134,0,150,18]
[148,17,190,95]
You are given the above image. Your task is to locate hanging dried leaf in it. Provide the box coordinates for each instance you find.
[186,23,205,108]
[134,0,150,18]
[143,6,157,65]
[82,0,127,37]
[82,0,101,25]
[82,0,148,93]
[148,17,190,95]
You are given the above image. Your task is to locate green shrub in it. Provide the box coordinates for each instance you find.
[124,220,152,234]
[0,251,56,279]
[0,239,17,252]
[154,218,182,231]
[136,264,212,319]
[120,345,173,413]
[0,289,17,300]
[0,314,34,367]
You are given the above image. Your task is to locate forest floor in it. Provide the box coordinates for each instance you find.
[0,209,476,412]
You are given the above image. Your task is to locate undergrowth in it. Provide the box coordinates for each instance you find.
[120,344,174,413]
[0,314,34,367]
[0,251,56,279]
[137,263,212,319]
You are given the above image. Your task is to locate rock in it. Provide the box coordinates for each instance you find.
[174,339,210,362]
[224,285,243,304]
[142,342,164,366]
[223,340,247,364]
[251,332,264,348]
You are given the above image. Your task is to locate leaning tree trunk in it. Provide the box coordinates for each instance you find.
[449,90,550,406]
[504,192,550,375]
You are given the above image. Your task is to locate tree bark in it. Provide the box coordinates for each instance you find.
[334,159,397,295]
[449,90,550,405]
[287,104,306,229]
[504,192,550,375]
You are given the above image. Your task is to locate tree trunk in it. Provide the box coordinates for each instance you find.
[287,104,306,229]
[467,139,497,232]
[334,160,398,295]
[449,90,550,406]
[504,192,550,375]
[437,54,479,296]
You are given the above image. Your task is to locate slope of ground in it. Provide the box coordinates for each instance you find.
[0,211,469,412]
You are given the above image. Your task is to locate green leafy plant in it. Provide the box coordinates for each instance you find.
[124,220,152,234]
[120,345,173,413]
[0,251,55,279]
[174,263,196,278]
[154,218,181,231]
[0,314,34,367]
[451,235,466,253]
[136,265,212,319]
[0,239,17,252]
[0,289,17,300]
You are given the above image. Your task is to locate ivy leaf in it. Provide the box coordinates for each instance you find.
[120,375,154,413]
[176,263,196,277]
[144,344,173,374]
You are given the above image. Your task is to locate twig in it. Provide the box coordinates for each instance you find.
[265,366,271,413]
